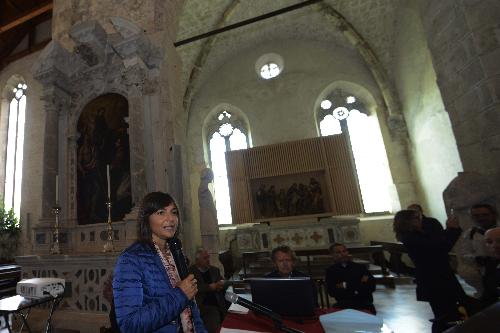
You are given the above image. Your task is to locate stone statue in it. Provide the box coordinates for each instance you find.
[198,168,224,274]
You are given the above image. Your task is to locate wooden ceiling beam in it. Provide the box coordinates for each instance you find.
[0,38,51,70]
[0,1,53,34]
[5,0,23,13]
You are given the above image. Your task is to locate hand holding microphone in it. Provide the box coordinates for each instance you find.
[177,274,198,300]
[167,237,198,301]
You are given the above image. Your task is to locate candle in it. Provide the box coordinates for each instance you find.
[106,164,111,199]
[55,174,59,203]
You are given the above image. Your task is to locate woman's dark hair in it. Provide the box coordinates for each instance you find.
[137,192,180,245]
[393,209,420,242]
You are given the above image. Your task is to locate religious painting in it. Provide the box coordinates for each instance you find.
[77,93,132,225]
[250,172,331,220]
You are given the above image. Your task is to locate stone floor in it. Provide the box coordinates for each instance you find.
[373,284,433,333]
[324,277,477,333]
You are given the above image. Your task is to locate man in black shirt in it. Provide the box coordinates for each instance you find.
[264,245,308,278]
[188,248,228,333]
[408,203,444,234]
[325,243,376,314]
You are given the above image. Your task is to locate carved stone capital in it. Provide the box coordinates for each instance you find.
[40,86,71,115]
[70,20,107,67]
[32,41,76,88]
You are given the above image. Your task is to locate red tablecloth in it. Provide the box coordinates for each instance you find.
[219,308,342,333]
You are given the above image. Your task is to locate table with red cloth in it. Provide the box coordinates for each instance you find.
[219,308,344,333]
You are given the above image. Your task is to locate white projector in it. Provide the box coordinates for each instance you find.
[16,278,65,299]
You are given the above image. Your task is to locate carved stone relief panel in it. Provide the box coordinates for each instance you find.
[234,217,361,252]
[16,254,118,313]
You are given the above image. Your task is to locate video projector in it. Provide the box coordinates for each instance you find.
[17,278,65,299]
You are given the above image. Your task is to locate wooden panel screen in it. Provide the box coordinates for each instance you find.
[226,150,253,224]
[226,135,363,224]
[322,135,364,215]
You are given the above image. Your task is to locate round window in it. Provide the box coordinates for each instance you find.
[255,53,284,80]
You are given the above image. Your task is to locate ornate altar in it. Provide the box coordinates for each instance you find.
[229,216,361,253]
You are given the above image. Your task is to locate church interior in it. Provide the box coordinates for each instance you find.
[0,0,499,332]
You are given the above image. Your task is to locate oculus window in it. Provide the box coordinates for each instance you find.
[255,53,284,80]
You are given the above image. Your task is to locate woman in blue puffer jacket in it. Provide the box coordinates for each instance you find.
[113,192,207,333]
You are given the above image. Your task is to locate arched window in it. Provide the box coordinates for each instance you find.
[4,82,28,217]
[317,89,394,213]
[206,109,250,224]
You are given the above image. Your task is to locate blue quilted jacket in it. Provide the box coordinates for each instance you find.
[113,241,207,333]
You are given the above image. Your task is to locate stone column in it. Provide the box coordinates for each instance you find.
[419,1,500,191]
[39,87,69,222]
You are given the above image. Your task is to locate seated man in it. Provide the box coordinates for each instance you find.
[481,227,500,306]
[325,243,376,314]
[264,245,318,307]
[265,245,308,278]
[188,248,228,333]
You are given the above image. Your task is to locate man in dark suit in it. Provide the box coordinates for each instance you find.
[264,245,318,307]
[188,248,228,333]
[325,243,376,314]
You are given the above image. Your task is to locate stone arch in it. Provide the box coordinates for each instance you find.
[31,18,165,254]
[182,2,405,136]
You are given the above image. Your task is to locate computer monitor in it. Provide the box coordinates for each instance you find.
[248,277,316,318]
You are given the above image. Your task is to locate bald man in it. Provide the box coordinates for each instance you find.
[481,227,500,306]
[485,227,500,259]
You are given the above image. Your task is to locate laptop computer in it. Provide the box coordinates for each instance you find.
[248,277,316,318]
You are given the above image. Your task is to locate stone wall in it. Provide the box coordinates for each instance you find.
[419,0,500,204]
[186,38,416,230]
[393,1,463,223]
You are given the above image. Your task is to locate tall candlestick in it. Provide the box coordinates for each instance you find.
[106,164,111,199]
[55,174,59,203]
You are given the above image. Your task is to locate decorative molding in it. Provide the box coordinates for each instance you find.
[232,216,361,252]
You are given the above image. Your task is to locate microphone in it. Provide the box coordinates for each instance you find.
[225,292,281,321]
[167,237,189,279]
[225,292,304,333]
